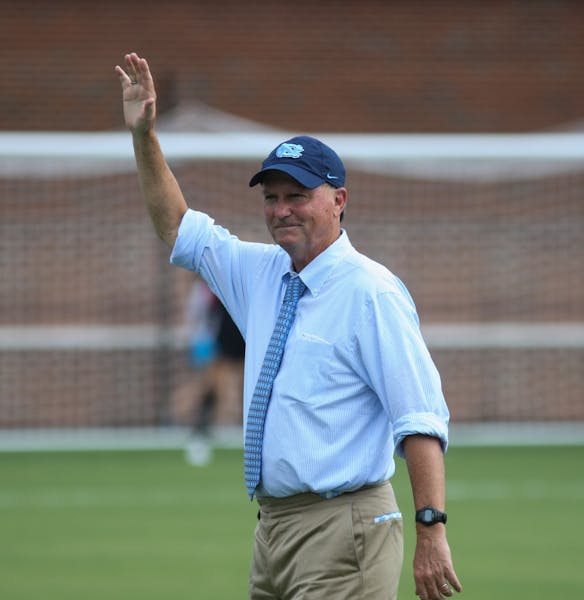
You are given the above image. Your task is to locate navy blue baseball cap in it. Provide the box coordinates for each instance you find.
[249,135,346,189]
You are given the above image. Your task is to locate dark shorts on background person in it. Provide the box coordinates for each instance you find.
[250,481,403,600]
[217,304,245,359]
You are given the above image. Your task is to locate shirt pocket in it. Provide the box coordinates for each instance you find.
[281,334,344,404]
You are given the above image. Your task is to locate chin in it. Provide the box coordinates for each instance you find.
[273,235,298,255]
[273,228,298,243]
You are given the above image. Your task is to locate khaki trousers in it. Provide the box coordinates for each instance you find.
[249,481,403,600]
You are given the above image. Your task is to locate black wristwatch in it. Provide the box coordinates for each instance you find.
[415,506,447,526]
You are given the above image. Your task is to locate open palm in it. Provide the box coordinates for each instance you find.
[115,53,157,133]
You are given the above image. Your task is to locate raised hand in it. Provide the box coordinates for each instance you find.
[114,53,157,134]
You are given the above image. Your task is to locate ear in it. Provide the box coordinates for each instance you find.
[333,187,348,219]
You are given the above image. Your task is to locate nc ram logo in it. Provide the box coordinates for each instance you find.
[276,143,304,159]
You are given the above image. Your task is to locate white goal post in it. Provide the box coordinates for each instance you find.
[1,131,584,160]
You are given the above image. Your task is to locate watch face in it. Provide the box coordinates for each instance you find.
[422,509,434,522]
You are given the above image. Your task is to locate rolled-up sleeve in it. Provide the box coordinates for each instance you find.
[393,412,449,458]
[170,209,215,271]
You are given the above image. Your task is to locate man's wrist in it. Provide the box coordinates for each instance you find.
[415,505,447,526]
[131,125,156,141]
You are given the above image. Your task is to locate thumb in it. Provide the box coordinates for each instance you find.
[143,98,156,122]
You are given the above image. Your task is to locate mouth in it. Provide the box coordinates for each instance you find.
[273,223,301,230]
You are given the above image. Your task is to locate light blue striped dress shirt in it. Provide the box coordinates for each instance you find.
[171,209,449,498]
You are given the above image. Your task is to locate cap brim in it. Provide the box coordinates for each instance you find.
[248,165,324,189]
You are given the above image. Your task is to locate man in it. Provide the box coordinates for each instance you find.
[115,52,462,600]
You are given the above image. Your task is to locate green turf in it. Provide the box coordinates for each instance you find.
[0,445,582,599]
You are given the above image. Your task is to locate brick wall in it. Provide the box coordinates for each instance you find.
[2,0,584,132]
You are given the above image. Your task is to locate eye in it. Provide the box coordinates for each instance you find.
[289,192,308,202]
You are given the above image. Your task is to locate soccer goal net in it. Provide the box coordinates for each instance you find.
[1,132,583,449]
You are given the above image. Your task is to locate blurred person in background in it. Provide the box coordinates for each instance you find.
[173,275,244,465]
[116,52,461,600]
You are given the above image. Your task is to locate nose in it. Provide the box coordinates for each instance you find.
[272,198,292,219]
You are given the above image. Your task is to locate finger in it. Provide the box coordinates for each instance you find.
[415,580,430,600]
[143,98,156,121]
[419,577,450,600]
[125,52,141,83]
[438,581,453,597]
[445,568,463,593]
[114,64,133,87]
[135,55,155,90]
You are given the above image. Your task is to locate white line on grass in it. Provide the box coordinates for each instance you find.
[1,480,583,509]
[0,486,239,509]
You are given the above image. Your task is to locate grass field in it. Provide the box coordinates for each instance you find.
[1,444,582,599]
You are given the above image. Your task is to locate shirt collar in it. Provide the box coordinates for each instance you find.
[284,230,353,297]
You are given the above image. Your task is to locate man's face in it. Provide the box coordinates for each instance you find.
[261,171,347,271]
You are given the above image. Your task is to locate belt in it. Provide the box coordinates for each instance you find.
[256,480,389,508]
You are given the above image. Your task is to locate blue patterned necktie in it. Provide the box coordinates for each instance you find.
[244,274,306,499]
